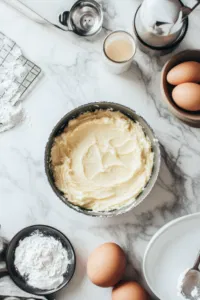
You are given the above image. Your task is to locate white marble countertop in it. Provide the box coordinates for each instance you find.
[0,1,200,299]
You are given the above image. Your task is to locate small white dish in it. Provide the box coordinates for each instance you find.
[143,213,200,300]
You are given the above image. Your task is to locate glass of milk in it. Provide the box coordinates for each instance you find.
[103,31,136,74]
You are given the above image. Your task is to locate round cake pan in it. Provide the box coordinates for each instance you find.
[45,102,161,217]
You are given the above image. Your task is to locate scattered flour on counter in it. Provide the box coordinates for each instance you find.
[14,230,70,290]
[0,37,28,133]
[0,33,41,133]
[0,276,46,298]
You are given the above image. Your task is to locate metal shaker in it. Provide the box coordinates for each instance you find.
[59,0,103,36]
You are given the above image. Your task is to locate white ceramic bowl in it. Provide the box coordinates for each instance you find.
[143,213,200,300]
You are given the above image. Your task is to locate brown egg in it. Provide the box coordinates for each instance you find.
[172,82,200,111]
[112,281,149,300]
[167,61,200,85]
[87,243,126,287]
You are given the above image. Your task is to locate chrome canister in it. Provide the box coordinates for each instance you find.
[59,0,103,36]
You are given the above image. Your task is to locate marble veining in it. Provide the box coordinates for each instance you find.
[0,0,200,299]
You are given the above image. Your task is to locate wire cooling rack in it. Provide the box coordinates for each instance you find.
[0,31,41,99]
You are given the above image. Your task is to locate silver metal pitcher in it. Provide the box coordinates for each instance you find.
[133,0,199,54]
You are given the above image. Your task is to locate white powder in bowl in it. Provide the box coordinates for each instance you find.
[14,230,70,290]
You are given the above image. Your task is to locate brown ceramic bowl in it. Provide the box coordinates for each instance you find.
[161,50,200,127]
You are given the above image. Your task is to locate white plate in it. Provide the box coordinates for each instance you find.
[143,213,200,300]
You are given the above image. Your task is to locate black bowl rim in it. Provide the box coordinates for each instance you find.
[45,101,161,217]
[6,224,76,295]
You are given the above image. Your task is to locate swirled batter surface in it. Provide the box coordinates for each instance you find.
[51,110,154,212]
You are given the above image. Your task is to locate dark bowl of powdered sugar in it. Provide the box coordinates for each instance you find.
[6,225,76,295]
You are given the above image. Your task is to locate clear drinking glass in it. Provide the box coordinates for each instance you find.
[103,30,136,74]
